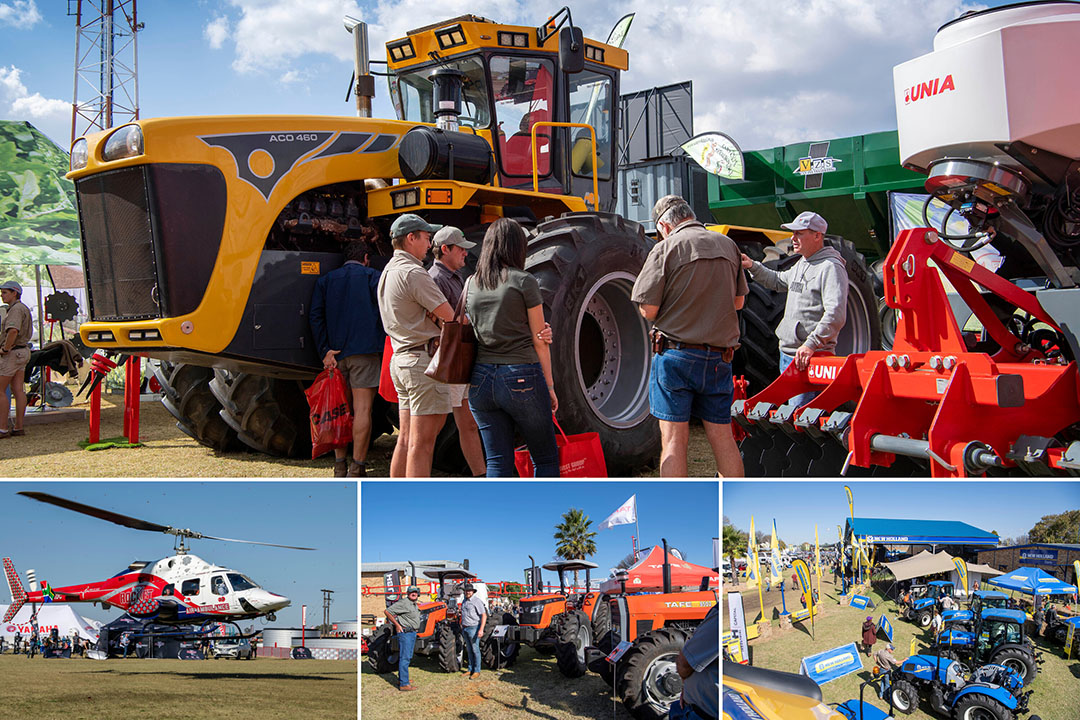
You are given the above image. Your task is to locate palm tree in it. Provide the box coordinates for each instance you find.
[554,508,598,589]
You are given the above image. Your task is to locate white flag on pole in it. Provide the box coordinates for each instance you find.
[599,494,637,530]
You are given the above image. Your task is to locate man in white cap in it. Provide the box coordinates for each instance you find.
[377,214,456,477]
[0,280,32,438]
[740,211,848,372]
[428,226,486,476]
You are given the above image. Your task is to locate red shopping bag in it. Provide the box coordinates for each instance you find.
[514,417,608,478]
[304,368,353,459]
[378,336,398,403]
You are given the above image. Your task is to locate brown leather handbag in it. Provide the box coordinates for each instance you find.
[424,277,476,384]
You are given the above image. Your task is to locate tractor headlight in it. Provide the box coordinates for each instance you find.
[102,124,144,161]
[70,138,89,170]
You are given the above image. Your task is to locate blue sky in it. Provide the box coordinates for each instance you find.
[724,481,1080,546]
[361,481,719,585]
[0,481,356,628]
[1,1,1007,151]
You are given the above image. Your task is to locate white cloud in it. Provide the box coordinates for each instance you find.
[0,65,71,145]
[205,15,230,49]
[0,0,42,29]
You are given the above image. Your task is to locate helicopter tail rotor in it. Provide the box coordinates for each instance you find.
[2,558,27,623]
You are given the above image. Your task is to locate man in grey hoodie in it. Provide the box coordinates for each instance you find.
[740,211,848,372]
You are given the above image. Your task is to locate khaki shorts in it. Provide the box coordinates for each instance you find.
[0,347,29,377]
[390,350,452,416]
[450,383,468,408]
[338,353,381,389]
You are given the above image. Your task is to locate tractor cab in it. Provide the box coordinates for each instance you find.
[976,609,1026,657]
[542,559,599,610]
[422,569,486,616]
[938,608,1039,684]
[945,590,1012,628]
[385,11,626,212]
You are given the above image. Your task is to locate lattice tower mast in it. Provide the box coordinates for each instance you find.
[68,0,143,143]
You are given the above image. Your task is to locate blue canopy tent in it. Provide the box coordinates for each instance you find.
[987,566,1078,596]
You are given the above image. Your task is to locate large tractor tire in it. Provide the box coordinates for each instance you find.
[210,370,311,457]
[480,611,520,670]
[155,362,242,452]
[889,679,918,715]
[618,626,690,720]
[917,609,934,629]
[527,213,658,475]
[954,693,1011,720]
[553,610,592,678]
[733,273,785,395]
[435,621,464,673]
[590,597,612,643]
[990,646,1036,683]
[366,625,397,673]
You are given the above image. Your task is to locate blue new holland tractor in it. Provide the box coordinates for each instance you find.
[903,581,956,628]
[878,653,1038,720]
[936,609,1041,684]
[942,591,1012,630]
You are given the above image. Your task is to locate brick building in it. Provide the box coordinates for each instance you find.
[360,560,465,624]
[976,543,1080,584]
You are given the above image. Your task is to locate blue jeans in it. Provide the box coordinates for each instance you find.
[469,363,558,477]
[668,698,707,720]
[397,630,416,686]
[779,351,817,407]
[463,624,481,674]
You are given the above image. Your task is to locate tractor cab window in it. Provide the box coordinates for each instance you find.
[978,619,1020,653]
[181,579,200,597]
[491,55,555,177]
[567,70,613,181]
[211,575,230,596]
[227,573,259,592]
[390,56,490,128]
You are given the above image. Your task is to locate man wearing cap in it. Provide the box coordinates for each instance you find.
[740,211,848,373]
[0,280,32,438]
[631,195,747,478]
[309,240,385,477]
[385,585,424,691]
[377,214,457,477]
[459,583,487,679]
[428,226,486,476]
[875,642,902,672]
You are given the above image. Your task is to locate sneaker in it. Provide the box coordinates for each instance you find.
[333,459,348,478]
[399,684,417,692]
[347,460,367,477]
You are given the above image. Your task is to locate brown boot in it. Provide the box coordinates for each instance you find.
[399,684,417,692]
[347,460,367,477]
[333,458,348,478]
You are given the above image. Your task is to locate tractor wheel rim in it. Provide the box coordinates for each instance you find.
[642,653,681,709]
[575,625,589,663]
[1001,658,1024,678]
[964,707,995,720]
[837,275,872,355]
[892,689,910,710]
[573,272,650,429]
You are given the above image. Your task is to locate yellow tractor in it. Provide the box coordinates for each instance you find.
[68,9,659,471]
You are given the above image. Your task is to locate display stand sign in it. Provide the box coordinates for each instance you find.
[789,608,811,622]
[850,594,874,609]
[491,625,510,638]
[878,614,893,642]
[1065,618,1080,660]
[799,642,863,685]
[606,639,633,664]
[727,591,749,663]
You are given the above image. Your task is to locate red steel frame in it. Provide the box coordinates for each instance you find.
[738,227,1080,477]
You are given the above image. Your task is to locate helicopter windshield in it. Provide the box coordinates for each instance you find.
[227,573,259,591]
[390,56,489,128]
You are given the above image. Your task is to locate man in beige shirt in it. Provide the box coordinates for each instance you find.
[377,214,456,477]
[0,280,32,438]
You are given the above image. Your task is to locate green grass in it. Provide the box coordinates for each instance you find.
[0,654,356,719]
[361,644,633,720]
[741,582,1078,719]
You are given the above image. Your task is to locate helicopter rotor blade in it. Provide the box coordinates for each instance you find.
[18,492,171,534]
[191,533,316,551]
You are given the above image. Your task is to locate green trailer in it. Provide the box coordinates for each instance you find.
[707,130,926,260]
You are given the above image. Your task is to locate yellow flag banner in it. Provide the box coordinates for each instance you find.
[953,557,969,595]
[910,636,917,657]
[770,519,782,584]
[793,559,815,635]
[844,485,855,519]
[747,517,758,589]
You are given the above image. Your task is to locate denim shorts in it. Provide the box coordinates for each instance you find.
[649,348,733,424]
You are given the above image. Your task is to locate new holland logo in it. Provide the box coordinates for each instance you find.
[814,652,855,674]
[793,141,841,190]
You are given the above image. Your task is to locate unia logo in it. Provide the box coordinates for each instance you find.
[905,74,955,104]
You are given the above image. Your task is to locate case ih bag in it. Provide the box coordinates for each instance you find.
[305,368,353,459]
[514,417,607,478]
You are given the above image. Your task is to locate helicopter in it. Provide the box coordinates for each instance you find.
[2,491,314,637]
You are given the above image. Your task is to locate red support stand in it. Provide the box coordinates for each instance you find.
[85,352,143,445]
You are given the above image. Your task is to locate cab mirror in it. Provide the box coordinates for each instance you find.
[559,26,584,74]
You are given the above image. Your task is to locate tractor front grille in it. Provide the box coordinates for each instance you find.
[76,166,161,321]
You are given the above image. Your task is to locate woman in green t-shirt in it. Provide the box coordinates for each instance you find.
[466,219,558,476]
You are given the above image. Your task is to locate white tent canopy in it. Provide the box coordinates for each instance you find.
[1,604,101,642]
[882,550,958,582]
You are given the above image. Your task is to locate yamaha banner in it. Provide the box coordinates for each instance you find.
[878,614,893,642]
[799,642,864,684]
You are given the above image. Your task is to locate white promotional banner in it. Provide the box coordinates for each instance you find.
[599,494,636,530]
[727,592,749,662]
[1,604,100,641]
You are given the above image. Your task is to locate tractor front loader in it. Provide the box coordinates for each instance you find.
[734,2,1080,477]
[68,10,659,473]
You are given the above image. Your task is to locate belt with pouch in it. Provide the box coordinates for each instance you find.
[650,329,736,363]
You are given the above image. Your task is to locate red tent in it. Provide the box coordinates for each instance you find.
[600,545,719,593]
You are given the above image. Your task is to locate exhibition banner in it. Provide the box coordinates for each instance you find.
[878,614,893,642]
[850,594,873,610]
[727,591,749,663]
[799,642,864,684]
